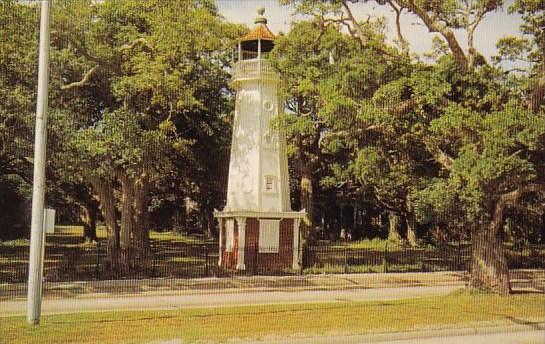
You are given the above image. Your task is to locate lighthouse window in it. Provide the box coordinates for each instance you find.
[259,219,280,253]
[263,100,274,112]
[225,219,234,252]
[263,131,277,149]
[264,175,275,192]
[264,133,272,145]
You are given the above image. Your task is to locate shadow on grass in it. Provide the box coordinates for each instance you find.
[185,301,399,320]
[510,289,545,295]
[49,314,177,325]
[503,315,544,330]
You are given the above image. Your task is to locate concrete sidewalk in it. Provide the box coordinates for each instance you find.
[1,285,464,316]
[2,269,542,301]
[1,270,471,300]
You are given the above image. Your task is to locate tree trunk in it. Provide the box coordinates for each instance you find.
[91,178,120,271]
[297,159,314,272]
[119,174,135,271]
[388,211,401,242]
[404,200,418,246]
[206,211,215,239]
[530,74,544,114]
[80,203,97,243]
[133,175,150,271]
[119,172,150,273]
[406,214,417,247]
[470,210,511,295]
[300,162,313,229]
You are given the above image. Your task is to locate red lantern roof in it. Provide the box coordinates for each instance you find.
[240,7,275,42]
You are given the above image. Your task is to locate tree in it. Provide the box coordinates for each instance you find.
[274,2,425,245]
[0,0,39,239]
[270,21,343,237]
[14,0,241,271]
[279,0,545,294]
[271,19,404,242]
[495,0,545,113]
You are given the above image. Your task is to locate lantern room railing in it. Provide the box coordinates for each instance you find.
[232,58,278,81]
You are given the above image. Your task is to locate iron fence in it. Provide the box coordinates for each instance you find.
[1,241,544,287]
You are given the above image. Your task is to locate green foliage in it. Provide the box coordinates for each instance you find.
[0,1,39,239]
[424,100,545,224]
[275,1,545,259]
[0,176,30,240]
[509,0,545,66]
[53,2,240,198]
[0,0,245,239]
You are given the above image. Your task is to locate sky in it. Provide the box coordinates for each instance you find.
[216,0,524,62]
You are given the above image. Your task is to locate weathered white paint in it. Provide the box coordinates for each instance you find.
[292,218,301,270]
[214,209,305,219]
[214,17,307,271]
[225,58,291,213]
[236,217,246,270]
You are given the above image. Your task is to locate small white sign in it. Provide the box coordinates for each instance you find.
[43,209,55,234]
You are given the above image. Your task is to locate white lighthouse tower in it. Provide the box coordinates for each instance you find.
[214,8,305,272]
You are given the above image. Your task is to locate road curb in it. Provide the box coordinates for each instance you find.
[355,323,545,343]
[247,323,545,343]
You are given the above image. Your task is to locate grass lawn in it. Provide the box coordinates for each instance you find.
[326,238,402,250]
[2,293,544,344]
[51,226,213,244]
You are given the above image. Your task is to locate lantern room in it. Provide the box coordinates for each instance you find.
[237,7,276,61]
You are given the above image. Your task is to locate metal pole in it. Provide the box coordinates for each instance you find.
[27,0,52,325]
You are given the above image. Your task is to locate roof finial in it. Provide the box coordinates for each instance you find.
[255,7,267,24]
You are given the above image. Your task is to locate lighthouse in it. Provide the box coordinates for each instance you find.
[214,8,305,272]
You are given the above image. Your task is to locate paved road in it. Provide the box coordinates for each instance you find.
[150,327,545,344]
[0,285,462,316]
[246,330,545,344]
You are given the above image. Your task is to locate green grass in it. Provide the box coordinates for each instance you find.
[0,238,30,247]
[303,262,444,274]
[329,238,402,250]
[53,225,212,244]
[0,226,211,246]
[2,293,543,344]
[167,256,206,263]
[304,263,385,274]
[149,230,212,244]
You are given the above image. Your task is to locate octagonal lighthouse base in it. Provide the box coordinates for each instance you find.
[214,210,304,272]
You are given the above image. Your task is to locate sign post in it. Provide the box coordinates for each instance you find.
[27,0,52,325]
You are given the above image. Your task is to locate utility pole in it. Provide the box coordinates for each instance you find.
[27,0,52,325]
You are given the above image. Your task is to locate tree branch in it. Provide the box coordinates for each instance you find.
[499,183,545,208]
[61,65,99,91]
[467,3,493,70]
[397,0,469,72]
[341,0,368,49]
[387,0,409,55]
[119,38,154,52]
[530,74,545,114]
